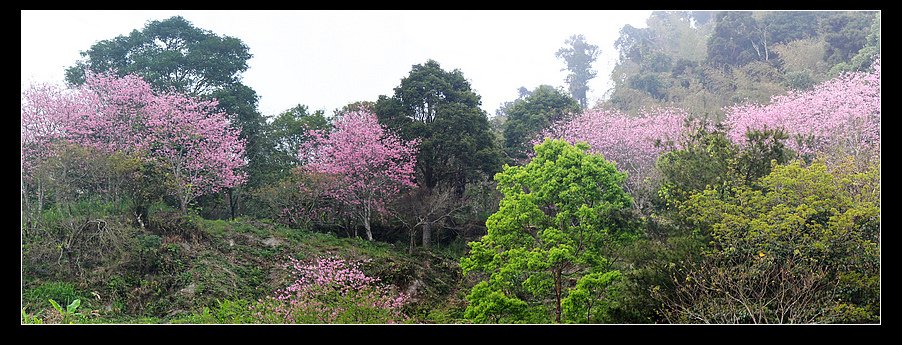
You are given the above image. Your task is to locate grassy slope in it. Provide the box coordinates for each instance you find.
[21,212,469,324]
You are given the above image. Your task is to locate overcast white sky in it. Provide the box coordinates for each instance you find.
[21,10,652,117]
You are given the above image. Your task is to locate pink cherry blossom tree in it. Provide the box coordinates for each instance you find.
[299,110,418,241]
[726,59,880,163]
[537,107,688,210]
[21,72,247,214]
[141,93,247,213]
[22,84,72,184]
[21,82,80,211]
[22,76,151,210]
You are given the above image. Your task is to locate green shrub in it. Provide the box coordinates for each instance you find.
[173,299,256,324]
[25,282,81,306]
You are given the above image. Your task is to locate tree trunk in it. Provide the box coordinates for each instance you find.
[409,226,417,255]
[37,180,44,213]
[21,184,30,237]
[63,245,80,278]
[554,269,562,323]
[134,205,148,229]
[180,197,188,215]
[750,38,762,59]
[364,216,373,241]
[422,221,431,249]
[227,188,238,220]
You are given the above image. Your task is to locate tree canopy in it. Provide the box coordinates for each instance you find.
[664,161,880,323]
[501,85,580,162]
[65,16,251,96]
[374,59,502,194]
[461,139,637,323]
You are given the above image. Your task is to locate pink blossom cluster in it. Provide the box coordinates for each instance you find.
[537,107,688,193]
[253,256,410,323]
[21,72,247,207]
[726,59,880,159]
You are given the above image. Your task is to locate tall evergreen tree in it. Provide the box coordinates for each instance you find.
[556,34,599,108]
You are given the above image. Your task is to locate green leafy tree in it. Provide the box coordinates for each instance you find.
[616,124,796,323]
[461,139,637,323]
[608,12,725,115]
[663,160,880,323]
[65,16,251,96]
[374,59,502,248]
[210,84,265,169]
[656,122,738,206]
[657,121,795,208]
[820,11,876,67]
[706,12,766,69]
[266,104,330,178]
[335,100,376,115]
[614,24,652,65]
[607,225,709,323]
[501,85,580,161]
[615,12,713,66]
[646,11,711,62]
[734,126,795,185]
[556,35,599,108]
[829,12,880,74]
[245,104,343,222]
[375,59,501,193]
[760,11,819,45]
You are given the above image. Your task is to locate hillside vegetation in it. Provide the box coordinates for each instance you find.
[22,11,879,324]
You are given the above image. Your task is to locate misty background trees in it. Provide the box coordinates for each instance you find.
[556,34,600,109]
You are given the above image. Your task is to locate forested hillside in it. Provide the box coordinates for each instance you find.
[603,11,879,118]
[21,11,879,324]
